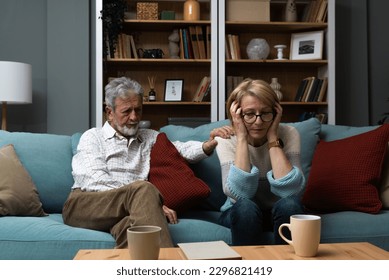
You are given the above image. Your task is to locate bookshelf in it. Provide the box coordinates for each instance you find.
[94,0,216,130]
[219,0,335,124]
[92,0,335,128]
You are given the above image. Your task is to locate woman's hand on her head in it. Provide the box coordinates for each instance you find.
[267,102,283,141]
[230,101,247,139]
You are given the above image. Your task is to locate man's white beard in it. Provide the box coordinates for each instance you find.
[117,123,138,137]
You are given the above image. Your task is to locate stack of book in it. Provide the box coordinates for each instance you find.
[225,34,241,60]
[302,0,328,23]
[294,77,328,102]
[180,25,210,59]
[108,34,138,59]
[192,76,211,102]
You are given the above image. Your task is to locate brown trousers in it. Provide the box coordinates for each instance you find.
[62,181,173,248]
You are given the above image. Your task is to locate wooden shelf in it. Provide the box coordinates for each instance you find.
[105,58,210,65]
[144,102,211,106]
[226,21,327,33]
[123,19,211,31]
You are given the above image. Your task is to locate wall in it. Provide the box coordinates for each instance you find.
[0,0,90,134]
[0,0,47,132]
[368,0,389,125]
[335,0,389,126]
[47,0,90,134]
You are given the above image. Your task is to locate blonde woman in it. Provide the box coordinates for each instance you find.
[215,79,305,245]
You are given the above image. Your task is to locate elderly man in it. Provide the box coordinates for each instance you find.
[63,77,222,248]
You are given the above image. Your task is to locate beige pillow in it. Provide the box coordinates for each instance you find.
[0,144,46,216]
[380,142,389,208]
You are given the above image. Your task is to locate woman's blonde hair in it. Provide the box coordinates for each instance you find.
[226,78,279,122]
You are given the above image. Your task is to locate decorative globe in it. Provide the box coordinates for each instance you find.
[246,38,270,60]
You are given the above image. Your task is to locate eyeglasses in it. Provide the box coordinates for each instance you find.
[241,112,274,124]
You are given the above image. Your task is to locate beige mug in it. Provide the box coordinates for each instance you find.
[127,225,161,260]
[278,214,321,257]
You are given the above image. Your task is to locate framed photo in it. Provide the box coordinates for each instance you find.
[290,31,324,60]
[164,79,184,101]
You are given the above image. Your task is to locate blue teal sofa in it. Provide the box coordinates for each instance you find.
[0,118,388,259]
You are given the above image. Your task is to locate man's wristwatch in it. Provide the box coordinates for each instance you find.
[268,138,284,150]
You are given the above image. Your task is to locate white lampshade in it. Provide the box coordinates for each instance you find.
[0,61,32,104]
[0,61,32,130]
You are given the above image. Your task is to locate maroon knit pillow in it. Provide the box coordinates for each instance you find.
[302,124,389,214]
[149,133,210,211]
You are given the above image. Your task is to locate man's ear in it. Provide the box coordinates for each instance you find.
[105,106,113,121]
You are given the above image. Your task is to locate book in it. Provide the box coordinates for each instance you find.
[294,79,309,101]
[189,26,200,59]
[178,241,242,260]
[227,34,236,60]
[197,77,211,102]
[206,25,211,59]
[301,77,315,102]
[185,28,194,59]
[129,35,138,58]
[192,76,209,102]
[179,29,185,59]
[225,37,231,59]
[310,78,324,102]
[306,77,321,102]
[233,34,241,59]
[315,0,328,23]
[317,77,328,102]
[196,25,207,59]
[182,28,190,59]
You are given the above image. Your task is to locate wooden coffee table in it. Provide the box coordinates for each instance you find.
[74,242,389,260]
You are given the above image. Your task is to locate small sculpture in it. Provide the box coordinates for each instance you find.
[270,78,283,101]
[274,45,287,60]
[285,0,297,22]
[168,29,180,59]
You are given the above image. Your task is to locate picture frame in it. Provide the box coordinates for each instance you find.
[290,31,324,60]
[164,79,184,101]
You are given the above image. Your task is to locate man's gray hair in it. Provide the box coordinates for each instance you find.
[104,77,144,110]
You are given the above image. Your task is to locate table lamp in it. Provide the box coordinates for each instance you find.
[0,61,32,130]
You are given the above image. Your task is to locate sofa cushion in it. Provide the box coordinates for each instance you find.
[161,120,231,211]
[0,145,46,217]
[0,131,74,213]
[380,142,389,208]
[0,214,115,259]
[149,132,210,211]
[287,117,321,181]
[302,124,389,214]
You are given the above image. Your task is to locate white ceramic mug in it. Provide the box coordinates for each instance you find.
[278,214,321,257]
[127,225,161,260]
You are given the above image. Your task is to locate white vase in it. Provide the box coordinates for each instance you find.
[285,0,297,22]
[246,38,270,60]
[270,78,283,101]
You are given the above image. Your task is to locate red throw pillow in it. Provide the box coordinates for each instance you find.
[302,124,389,214]
[149,133,210,211]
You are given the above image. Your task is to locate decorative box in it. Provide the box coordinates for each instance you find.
[137,2,158,20]
[227,0,270,22]
[160,10,175,20]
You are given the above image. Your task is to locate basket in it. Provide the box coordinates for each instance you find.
[137,2,158,20]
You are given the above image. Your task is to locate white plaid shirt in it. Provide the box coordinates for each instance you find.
[72,122,207,192]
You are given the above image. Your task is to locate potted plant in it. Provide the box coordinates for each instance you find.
[100,0,127,58]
